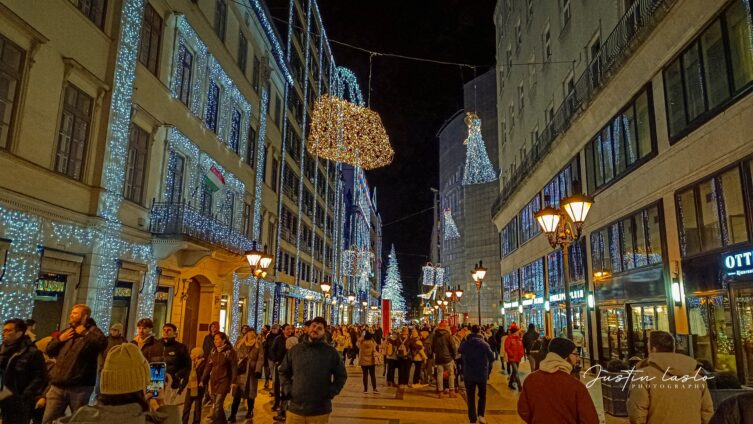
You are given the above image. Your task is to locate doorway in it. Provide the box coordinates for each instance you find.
[33,273,67,338]
[183,280,201,349]
[688,294,736,375]
[600,306,628,360]
[111,282,134,335]
[629,303,670,358]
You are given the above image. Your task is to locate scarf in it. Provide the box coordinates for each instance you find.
[538,352,574,374]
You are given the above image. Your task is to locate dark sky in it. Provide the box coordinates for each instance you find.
[317,1,497,309]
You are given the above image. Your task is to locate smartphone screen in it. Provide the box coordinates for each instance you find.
[147,362,166,396]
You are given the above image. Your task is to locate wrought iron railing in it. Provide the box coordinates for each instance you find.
[492,0,675,217]
[149,201,254,255]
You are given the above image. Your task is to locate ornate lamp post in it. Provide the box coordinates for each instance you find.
[471,261,487,325]
[534,193,594,339]
[320,281,331,321]
[361,301,368,324]
[444,285,464,326]
[245,243,273,326]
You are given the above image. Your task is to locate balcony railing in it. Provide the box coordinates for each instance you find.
[150,201,254,255]
[492,0,675,217]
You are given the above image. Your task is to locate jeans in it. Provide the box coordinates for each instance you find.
[210,392,228,424]
[42,385,94,424]
[361,365,377,391]
[465,380,487,423]
[412,361,423,384]
[436,361,455,392]
[386,359,397,385]
[1,395,32,424]
[397,358,411,386]
[508,362,521,389]
[182,389,204,424]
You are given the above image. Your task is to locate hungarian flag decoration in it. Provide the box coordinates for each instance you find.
[204,165,225,193]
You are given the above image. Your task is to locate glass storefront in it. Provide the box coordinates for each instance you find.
[630,303,670,357]
[33,273,67,337]
[688,294,737,375]
[600,306,628,360]
[111,282,133,333]
[153,287,170,332]
[735,287,753,385]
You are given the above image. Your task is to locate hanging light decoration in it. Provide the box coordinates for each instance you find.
[443,209,460,240]
[462,112,497,185]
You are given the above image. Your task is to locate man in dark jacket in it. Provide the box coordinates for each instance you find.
[270,324,293,418]
[522,323,540,366]
[710,391,753,424]
[132,318,160,360]
[263,324,280,390]
[279,317,346,423]
[458,325,495,424]
[431,320,457,398]
[43,304,106,424]
[0,319,47,424]
[155,323,191,394]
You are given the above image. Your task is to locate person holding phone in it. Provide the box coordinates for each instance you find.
[43,304,106,424]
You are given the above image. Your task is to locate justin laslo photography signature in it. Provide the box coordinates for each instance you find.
[582,365,715,391]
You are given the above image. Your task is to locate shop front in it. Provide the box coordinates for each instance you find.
[547,239,590,358]
[501,270,521,328]
[521,258,545,332]
[683,247,753,386]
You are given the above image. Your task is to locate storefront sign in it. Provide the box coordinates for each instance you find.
[723,250,753,276]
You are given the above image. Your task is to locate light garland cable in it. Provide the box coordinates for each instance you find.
[443,209,460,240]
[251,88,269,239]
[462,112,498,185]
[230,273,243,344]
[0,208,43,322]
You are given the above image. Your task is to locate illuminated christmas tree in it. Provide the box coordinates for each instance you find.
[382,244,405,312]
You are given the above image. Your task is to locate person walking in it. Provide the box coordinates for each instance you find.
[459,325,494,424]
[522,323,540,369]
[517,338,598,424]
[627,331,713,424]
[180,347,207,424]
[279,317,347,423]
[503,324,524,391]
[229,328,264,421]
[201,332,238,424]
[499,328,509,375]
[0,319,47,424]
[348,326,359,366]
[431,320,457,399]
[358,332,378,394]
[410,329,428,388]
[43,304,107,424]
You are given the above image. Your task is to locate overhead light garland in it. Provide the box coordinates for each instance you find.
[462,112,498,185]
[443,209,460,240]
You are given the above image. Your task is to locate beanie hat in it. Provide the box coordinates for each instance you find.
[548,338,576,359]
[100,343,150,395]
[190,347,204,358]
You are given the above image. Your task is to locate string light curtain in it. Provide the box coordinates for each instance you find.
[462,112,497,185]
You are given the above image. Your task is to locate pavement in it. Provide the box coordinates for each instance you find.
[206,359,630,424]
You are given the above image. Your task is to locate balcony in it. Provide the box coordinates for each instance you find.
[150,202,254,255]
[492,0,675,218]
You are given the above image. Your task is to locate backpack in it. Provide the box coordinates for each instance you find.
[397,341,409,359]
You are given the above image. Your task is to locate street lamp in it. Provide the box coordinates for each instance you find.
[534,192,594,339]
[320,282,331,321]
[362,301,368,324]
[444,286,463,326]
[245,243,273,326]
[471,261,487,325]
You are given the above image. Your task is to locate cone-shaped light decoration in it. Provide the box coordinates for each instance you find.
[443,209,460,241]
[462,112,497,185]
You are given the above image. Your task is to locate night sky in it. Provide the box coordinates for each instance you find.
[268,1,497,309]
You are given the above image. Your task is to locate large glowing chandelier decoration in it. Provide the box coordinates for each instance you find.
[462,112,497,185]
[308,67,394,170]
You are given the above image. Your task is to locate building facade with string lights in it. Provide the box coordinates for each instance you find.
[437,69,501,326]
[0,0,357,348]
[492,0,753,385]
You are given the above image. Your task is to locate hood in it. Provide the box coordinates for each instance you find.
[647,352,698,376]
[467,333,484,342]
[435,329,450,336]
[539,352,573,374]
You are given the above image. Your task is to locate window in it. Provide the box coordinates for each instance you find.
[664,1,753,139]
[519,194,541,243]
[214,0,227,42]
[529,53,537,88]
[243,202,252,237]
[55,85,93,180]
[252,56,260,92]
[274,94,282,128]
[545,104,554,125]
[590,203,664,275]
[246,126,257,165]
[124,124,149,204]
[501,217,518,256]
[561,0,571,27]
[176,44,193,106]
[503,270,519,303]
[167,151,184,203]
[218,191,234,226]
[543,26,552,61]
[0,35,24,149]
[70,0,106,28]
[584,86,655,193]
[205,82,220,132]
[677,166,748,256]
[199,179,213,217]
[237,32,248,73]
[564,73,575,113]
[138,3,162,76]
[229,108,241,153]
[271,158,279,192]
[543,157,579,208]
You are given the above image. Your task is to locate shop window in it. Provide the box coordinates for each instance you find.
[111,282,134,332]
[55,85,93,180]
[138,3,162,76]
[677,167,748,256]
[585,87,655,193]
[0,35,24,150]
[664,1,753,140]
[153,287,170,332]
[33,273,67,337]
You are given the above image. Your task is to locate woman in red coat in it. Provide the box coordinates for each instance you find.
[504,325,524,390]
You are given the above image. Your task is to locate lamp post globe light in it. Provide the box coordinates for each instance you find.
[320,282,331,321]
[534,191,594,339]
[244,243,273,327]
[471,261,487,325]
[444,286,463,326]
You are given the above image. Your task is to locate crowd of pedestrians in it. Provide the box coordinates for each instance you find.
[1,306,750,423]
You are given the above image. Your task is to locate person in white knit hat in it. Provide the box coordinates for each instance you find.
[56,343,178,423]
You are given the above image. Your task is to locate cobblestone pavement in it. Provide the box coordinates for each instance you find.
[207,360,629,423]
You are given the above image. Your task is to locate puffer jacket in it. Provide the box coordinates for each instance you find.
[0,335,47,399]
[201,343,238,395]
[46,321,106,387]
[358,339,377,366]
[504,332,525,363]
[458,333,494,382]
[150,338,190,389]
[627,352,713,424]
[431,329,456,365]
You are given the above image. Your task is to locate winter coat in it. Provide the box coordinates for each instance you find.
[522,329,540,354]
[518,353,599,424]
[150,338,190,389]
[391,336,411,360]
[0,335,47,400]
[431,329,456,365]
[270,334,289,364]
[627,352,713,424]
[234,341,264,399]
[279,338,347,416]
[500,335,509,362]
[133,335,161,363]
[504,332,525,363]
[55,402,179,424]
[201,333,215,358]
[201,343,238,395]
[358,339,377,366]
[46,321,107,387]
[709,391,753,424]
[458,333,494,382]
